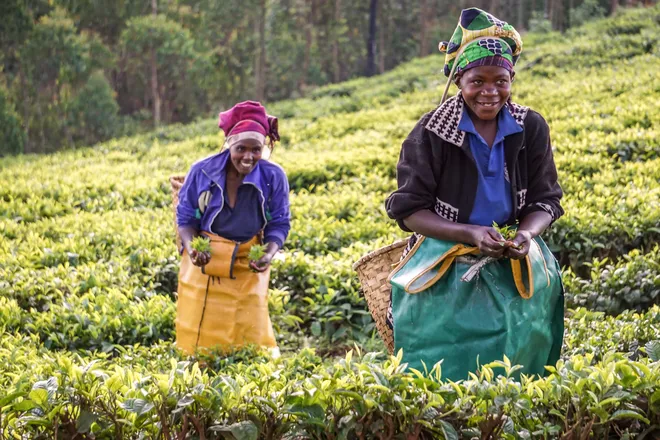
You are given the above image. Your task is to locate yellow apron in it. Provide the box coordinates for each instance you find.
[175,233,277,355]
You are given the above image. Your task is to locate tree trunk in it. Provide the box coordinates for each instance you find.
[300,0,315,94]
[552,0,565,31]
[150,0,160,127]
[332,0,341,82]
[150,48,161,127]
[366,0,377,77]
[610,0,618,13]
[378,0,385,74]
[19,73,31,154]
[517,0,525,30]
[419,0,428,57]
[255,0,267,101]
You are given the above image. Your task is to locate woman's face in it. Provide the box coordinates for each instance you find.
[229,137,263,175]
[458,66,512,122]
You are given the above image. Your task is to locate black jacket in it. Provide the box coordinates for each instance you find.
[386,95,564,231]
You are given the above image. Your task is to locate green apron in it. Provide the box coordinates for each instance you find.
[389,236,564,381]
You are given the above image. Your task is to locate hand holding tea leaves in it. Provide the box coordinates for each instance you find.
[248,244,271,272]
[492,222,534,260]
[189,236,211,267]
[492,222,523,249]
[471,226,507,258]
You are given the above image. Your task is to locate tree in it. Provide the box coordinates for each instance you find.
[120,14,198,126]
[53,0,148,45]
[69,71,120,146]
[150,0,160,126]
[298,0,317,94]
[366,0,378,76]
[0,0,51,76]
[332,0,343,82]
[17,8,95,152]
[0,86,25,156]
[255,0,267,101]
[420,0,429,56]
[177,0,261,106]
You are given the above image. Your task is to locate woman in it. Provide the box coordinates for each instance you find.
[175,101,291,356]
[385,9,564,380]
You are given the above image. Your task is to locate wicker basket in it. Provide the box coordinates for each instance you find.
[352,240,408,354]
[169,175,185,250]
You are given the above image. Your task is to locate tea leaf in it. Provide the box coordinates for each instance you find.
[191,236,211,254]
[644,340,660,362]
[248,244,266,262]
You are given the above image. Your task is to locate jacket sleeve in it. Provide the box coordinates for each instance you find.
[385,114,438,232]
[176,166,202,229]
[519,111,564,223]
[264,168,291,248]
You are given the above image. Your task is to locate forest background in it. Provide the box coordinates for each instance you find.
[0,0,644,156]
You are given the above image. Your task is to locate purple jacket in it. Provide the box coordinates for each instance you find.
[177,150,291,247]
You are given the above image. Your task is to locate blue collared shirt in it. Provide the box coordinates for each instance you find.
[458,106,523,226]
[176,150,291,248]
[211,183,265,244]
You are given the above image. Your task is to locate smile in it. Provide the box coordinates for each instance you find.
[477,102,499,108]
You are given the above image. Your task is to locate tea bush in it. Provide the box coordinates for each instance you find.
[1,343,659,439]
[563,246,660,314]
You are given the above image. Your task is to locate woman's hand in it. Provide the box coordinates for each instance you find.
[249,253,273,272]
[189,249,211,267]
[470,226,507,258]
[502,212,553,260]
[504,230,533,260]
[178,226,211,266]
[249,241,280,272]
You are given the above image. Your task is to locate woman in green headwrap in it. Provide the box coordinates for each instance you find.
[385,8,564,380]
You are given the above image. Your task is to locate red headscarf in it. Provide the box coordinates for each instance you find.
[218,101,280,148]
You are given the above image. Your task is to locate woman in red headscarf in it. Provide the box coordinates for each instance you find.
[175,101,291,356]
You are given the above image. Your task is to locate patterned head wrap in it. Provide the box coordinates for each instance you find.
[439,8,522,79]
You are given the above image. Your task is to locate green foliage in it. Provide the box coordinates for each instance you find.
[19,8,91,92]
[119,14,201,125]
[0,345,659,439]
[563,307,660,360]
[12,7,116,153]
[0,1,34,69]
[5,0,644,153]
[53,0,149,43]
[0,86,25,156]
[563,246,660,315]
[68,71,120,145]
[570,0,606,27]
[528,11,554,33]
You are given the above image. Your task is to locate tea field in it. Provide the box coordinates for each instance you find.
[1,7,660,439]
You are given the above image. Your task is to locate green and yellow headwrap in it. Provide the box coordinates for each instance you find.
[439,8,523,78]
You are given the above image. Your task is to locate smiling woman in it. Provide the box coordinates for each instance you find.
[384,8,565,380]
[174,101,291,356]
